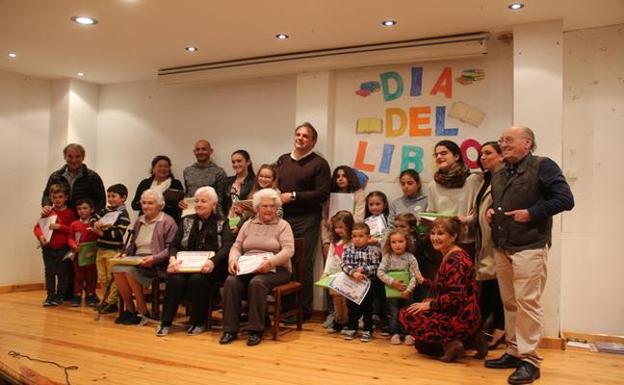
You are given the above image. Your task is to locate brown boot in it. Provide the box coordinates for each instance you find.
[439,340,465,363]
[463,331,489,359]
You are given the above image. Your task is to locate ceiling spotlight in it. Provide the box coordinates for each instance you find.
[508,3,525,10]
[71,16,98,25]
[382,20,397,27]
[77,72,84,77]
[8,52,17,58]
[275,33,289,40]
[185,46,198,52]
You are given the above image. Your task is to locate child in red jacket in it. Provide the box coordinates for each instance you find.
[68,199,100,307]
[34,184,77,306]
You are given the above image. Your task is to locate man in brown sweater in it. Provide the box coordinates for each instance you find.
[276,122,331,319]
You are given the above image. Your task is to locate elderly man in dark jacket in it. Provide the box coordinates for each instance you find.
[485,126,574,385]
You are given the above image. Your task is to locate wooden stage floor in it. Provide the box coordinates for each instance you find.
[1,290,623,385]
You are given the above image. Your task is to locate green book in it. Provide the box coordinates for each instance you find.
[228,216,241,229]
[314,274,336,288]
[77,241,97,267]
[384,270,411,298]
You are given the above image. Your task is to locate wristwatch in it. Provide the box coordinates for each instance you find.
[291,191,297,201]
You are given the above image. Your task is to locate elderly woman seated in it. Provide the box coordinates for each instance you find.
[155,186,233,337]
[112,189,178,325]
[219,188,294,346]
[399,217,486,362]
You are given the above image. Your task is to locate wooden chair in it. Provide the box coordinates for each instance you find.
[266,237,305,340]
[118,276,165,320]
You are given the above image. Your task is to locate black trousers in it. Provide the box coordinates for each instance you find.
[479,278,505,330]
[222,267,291,333]
[42,247,71,298]
[347,289,374,333]
[284,211,321,318]
[161,273,217,327]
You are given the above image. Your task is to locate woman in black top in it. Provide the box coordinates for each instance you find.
[131,155,184,222]
[156,186,233,336]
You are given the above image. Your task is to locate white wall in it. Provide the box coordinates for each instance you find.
[561,24,624,335]
[96,76,297,211]
[513,20,564,339]
[0,70,51,286]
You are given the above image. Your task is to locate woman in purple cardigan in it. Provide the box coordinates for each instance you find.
[112,189,178,325]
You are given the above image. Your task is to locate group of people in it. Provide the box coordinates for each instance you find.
[34,123,573,384]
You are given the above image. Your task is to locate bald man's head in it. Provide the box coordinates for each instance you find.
[193,139,213,163]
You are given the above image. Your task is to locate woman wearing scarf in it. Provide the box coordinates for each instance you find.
[131,155,184,223]
[425,140,481,258]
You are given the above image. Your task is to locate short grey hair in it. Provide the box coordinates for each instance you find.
[63,143,85,156]
[141,189,165,208]
[515,126,537,152]
[252,188,282,211]
[195,186,218,204]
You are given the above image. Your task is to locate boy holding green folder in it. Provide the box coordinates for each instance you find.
[68,199,100,307]
[377,229,423,345]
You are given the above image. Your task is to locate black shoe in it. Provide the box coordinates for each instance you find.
[85,294,99,307]
[508,361,540,384]
[70,296,81,307]
[100,303,118,314]
[121,312,142,325]
[43,295,55,307]
[485,353,522,369]
[115,311,134,324]
[247,332,263,346]
[219,332,237,345]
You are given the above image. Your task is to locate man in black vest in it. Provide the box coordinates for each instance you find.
[485,126,574,384]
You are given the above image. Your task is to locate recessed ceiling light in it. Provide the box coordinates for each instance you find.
[77,72,84,77]
[185,46,198,52]
[275,33,289,40]
[71,16,98,25]
[8,52,16,58]
[382,20,397,27]
[508,3,524,10]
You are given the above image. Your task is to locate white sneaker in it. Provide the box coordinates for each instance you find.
[155,325,170,337]
[343,330,356,340]
[390,334,402,345]
[360,331,372,342]
[404,335,415,346]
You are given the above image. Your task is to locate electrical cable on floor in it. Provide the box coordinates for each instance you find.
[8,350,77,385]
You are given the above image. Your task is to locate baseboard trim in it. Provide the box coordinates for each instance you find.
[539,336,566,350]
[0,283,44,294]
[562,330,624,344]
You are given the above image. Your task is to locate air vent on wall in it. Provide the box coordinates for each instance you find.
[158,32,489,84]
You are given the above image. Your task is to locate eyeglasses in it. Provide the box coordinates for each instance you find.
[433,150,450,158]
[499,136,529,145]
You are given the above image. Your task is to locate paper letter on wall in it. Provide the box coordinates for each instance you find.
[354,141,376,172]
[385,108,407,137]
[380,72,404,102]
[430,67,453,98]
[409,106,432,136]
[435,106,458,136]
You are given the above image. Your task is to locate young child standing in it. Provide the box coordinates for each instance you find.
[68,199,100,307]
[364,191,390,335]
[322,211,354,333]
[322,166,365,257]
[377,229,422,345]
[340,222,381,342]
[92,184,131,313]
[393,212,418,254]
[34,184,77,306]
[388,169,427,225]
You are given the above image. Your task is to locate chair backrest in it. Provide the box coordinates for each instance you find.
[291,238,305,282]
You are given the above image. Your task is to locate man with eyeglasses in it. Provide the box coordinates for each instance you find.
[485,126,574,385]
